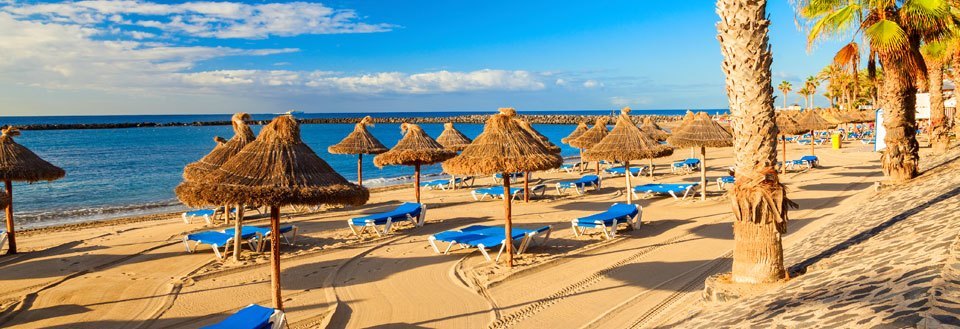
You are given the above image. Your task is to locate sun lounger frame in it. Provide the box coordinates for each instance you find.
[348,203,426,238]
[631,183,697,200]
[427,225,553,261]
[555,175,602,195]
[571,203,642,239]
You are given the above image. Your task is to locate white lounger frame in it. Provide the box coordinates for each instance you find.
[347,204,426,238]
[555,176,602,195]
[471,185,546,201]
[182,211,214,225]
[428,226,553,261]
[253,226,300,252]
[605,166,645,178]
[571,204,642,239]
[631,184,695,200]
[182,234,259,260]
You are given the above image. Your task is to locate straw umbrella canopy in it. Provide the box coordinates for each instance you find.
[640,117,669,142]
[674,110,698,158]
[184,113,255,182]
[516,118,561,202]
[795,109,834,156]
[443,108,562,267]
[328,116,388,188]
[570,117,610,174]
[667,112,733,200]
[374,123,456,204]
[562,121,590,172]
[0,127,66,254]
[776,112,806,174]
[584,107,674,204]
[436,122,473,151]
[176,115,368,310]
[182,113,256,260]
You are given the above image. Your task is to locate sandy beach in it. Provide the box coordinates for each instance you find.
[0,137,901,328]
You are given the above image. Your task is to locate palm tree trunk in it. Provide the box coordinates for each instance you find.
[928,60,950,153]
[717,0,789,284]
[878,52,920,183]
[782,91,787,109]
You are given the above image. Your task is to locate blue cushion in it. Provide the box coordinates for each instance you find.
[420,179,448,187]
[633,183,697,194]
[223,225,295,240]
[351,203,422,226]
[201,304,274,329]
[576,204,638,227]
[186,209,216,217]
[187,231,232,246]
[719,176,735,183]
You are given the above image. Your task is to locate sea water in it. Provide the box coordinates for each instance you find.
[1,109,725,228]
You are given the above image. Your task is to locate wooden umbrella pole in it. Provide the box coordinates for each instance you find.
[357,154,363,187]
[700,146,707,201]
[503,175,513,267]
[232,205,244,261]
[648,158,654,178]
[523,172,530,203]
[415,163,421,204]
[4,179,16,255]
[579,148,584,173]
[781,135,787,174]
[269,206,283,310]
[625,161,633,204]
[810,130,815,156]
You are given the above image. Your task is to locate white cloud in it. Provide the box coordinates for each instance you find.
[180,69,546,94]
[1,1,393,39]
[583,79,602,89]
[555,78,567,86]
[610,96,652,107]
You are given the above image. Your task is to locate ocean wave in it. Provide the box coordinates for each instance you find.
[16,200,188,229]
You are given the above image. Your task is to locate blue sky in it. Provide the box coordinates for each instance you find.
[0,0,848,116]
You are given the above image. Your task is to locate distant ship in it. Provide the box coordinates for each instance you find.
[277,110,304,115]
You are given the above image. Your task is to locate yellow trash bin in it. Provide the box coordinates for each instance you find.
[831,133,841,149]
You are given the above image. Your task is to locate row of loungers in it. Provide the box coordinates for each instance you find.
[183,225,298,260]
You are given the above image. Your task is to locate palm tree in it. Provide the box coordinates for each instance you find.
[804,76,820,108]
[797,0,953,183]
[797,86,814,109]
[833,42,861,109]
[921,39,952,152]
[778,81,793,109]
[716,0,793,284]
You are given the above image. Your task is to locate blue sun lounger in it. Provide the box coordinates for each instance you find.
[427,225,553,261]
[571,203,642,239]
[671,158,701,173]
[604,166,645,177]
[347,202,425,237]
[556,175,601,195]
[717,176,735,189]
[472,185,546,201]
[201,304,286,329]
[222,225,299,251]
[420,179,451,190]
[182,209,215,224]
[183,231,257,260]
[631,183,698,200]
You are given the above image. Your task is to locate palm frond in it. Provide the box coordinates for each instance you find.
[865,19,909,54]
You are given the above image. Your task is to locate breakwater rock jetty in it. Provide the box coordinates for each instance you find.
[5,113,689,131]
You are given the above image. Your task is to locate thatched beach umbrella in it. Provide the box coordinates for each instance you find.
[443,108,562,267]
[328,116,388,188]
[776,112,807,174]
[374,123,456,204]
[561,121,589,172]
[176,115,368,310]
[667,112,733,200]
[640,117,669,142]
[640,117,670,177]
[584,108,673,204]
[436,122,473,190]
[436,122,473,151]
[570,117,610,174]
[517,119,561,202]
[184,113,255,182]
[674,110,698,158]
[795,109,834,156]
[182,113,256,260]
[0,127,65,254]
